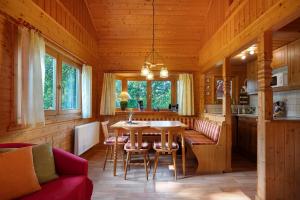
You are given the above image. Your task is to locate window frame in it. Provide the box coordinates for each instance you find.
[115,75,177,111]
[44,45,82,118]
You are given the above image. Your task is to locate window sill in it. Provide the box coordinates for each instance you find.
[115,110,178,115]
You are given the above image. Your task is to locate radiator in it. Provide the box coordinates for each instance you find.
[74,121,100,155]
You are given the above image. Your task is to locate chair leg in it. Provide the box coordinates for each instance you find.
[122,146,126,172]
[153,152,160,179]
[110,146,113,159]
[124,151,130,180]
[172,151,177,180]
[103,146,109,170]
[143,153,148,180]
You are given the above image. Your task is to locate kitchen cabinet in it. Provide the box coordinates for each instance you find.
[272,45,287,69]
[237,116,257,161]
[288,39,300,87]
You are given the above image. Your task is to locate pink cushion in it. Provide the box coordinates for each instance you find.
[104,136,129,145]
[153,142,179,150]
[20,176,92,200]
[124,142,149,150]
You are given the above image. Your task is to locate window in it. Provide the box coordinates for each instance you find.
[115,78,176,110]
[43,46,82,116]
[127,81,147,108]
[115,80,122,108]
[151,81,171,109]
[61,62,80,110]
[43,54,56,110]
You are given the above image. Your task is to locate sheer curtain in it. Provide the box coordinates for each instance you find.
[15,27,45,127]
[100,73,116,115]
[177,73,194,116]
[82,64,92,118]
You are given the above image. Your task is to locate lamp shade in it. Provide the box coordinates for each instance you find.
[119,91,131,101]
[160,67,168,78]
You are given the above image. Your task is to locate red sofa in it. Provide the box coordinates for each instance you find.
[0,143,93,200]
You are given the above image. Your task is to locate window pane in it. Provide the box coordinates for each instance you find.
[61,62,80,110]
[127,81,147,108]
[115,80,122,108]
[43,54,56,110]
[151,81,171,109]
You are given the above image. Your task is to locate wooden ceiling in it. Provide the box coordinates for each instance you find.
[85,0,212,71]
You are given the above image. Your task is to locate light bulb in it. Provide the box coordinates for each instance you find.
[141,66,150,76]
[249,50,255,55]
[146,71,154,80]
[241,55,246,60]
[160,67,168,78]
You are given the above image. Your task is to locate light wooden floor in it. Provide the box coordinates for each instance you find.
[82,145,257,200]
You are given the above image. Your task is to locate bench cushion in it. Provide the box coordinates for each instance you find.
[194,120,220,142]
[184,130,216,145]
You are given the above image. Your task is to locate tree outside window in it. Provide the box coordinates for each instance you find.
[127,81,147,108]
[151,81,171,109]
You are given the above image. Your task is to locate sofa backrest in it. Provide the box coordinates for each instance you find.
[194,119,220,142]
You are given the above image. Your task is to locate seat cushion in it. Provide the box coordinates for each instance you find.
[20,176,93,200]
[104,136,129,145]
[153,142,179,150]
[184,130,216,145]
[124,142,149,150]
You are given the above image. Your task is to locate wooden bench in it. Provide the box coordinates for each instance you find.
[184,119,226,174]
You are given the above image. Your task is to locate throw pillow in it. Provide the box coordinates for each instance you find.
[32,143,58,184]
[0,146,41,200]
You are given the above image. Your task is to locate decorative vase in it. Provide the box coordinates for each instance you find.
[120,101,128,111]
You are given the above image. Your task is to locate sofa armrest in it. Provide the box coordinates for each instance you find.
[53,147,88,176]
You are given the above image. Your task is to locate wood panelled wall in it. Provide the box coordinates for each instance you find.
[32,0,97,54]
[0,0,98,64]
[261,121,300,200]
[0,0,100,152]
[199,0,300,72]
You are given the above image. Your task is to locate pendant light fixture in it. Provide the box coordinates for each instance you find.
[140,0,168,79]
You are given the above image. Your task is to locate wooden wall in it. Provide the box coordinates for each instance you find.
[259,121,300,200]
[0,0,100,152]
[199,0,300,72]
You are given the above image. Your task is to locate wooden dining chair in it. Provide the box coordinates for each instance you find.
[153,126,181,180]
[101,121,129,170]
[123,126,150,180]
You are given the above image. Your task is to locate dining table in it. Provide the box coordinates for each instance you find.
[110,120,188,177]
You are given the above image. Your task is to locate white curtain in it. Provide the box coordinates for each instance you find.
[15,27,45,127]
[177,73,194,116]
[100,73,116,115]
[82,64,92,118]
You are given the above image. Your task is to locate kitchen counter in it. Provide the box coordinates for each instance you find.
[273,116,300,121]
[232,114,258,118]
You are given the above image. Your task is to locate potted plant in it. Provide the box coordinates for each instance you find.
[119,91,131,111]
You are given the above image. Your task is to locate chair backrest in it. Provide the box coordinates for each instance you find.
[101,121,110,140]
[156,126,182,151]
[122,126,148,151]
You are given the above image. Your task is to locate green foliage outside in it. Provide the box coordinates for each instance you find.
[43,54,56,110]
[127,81,147,108]
[151,81,171,109]
[61,63,79,110]
[115,80,122,108]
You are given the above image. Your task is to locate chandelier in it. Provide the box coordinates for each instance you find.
[140,0,168,80]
